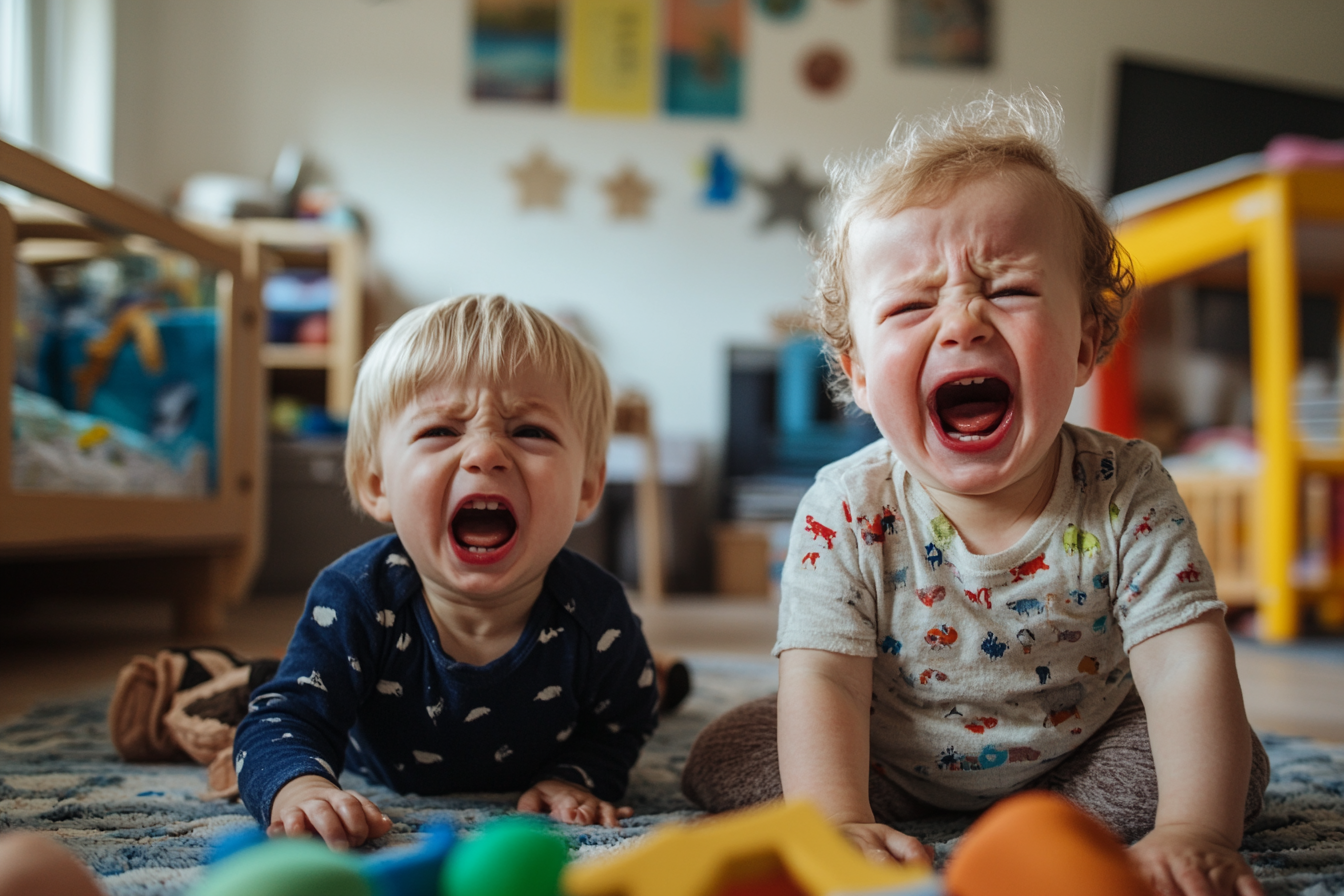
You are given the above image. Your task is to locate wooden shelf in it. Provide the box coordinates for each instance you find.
[261,343,331,370]
[231,219,363,416]
[1298,448,1344,476]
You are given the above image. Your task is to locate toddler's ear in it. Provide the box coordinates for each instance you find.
[839,354,872,412]
[355,471,394,523]
[1074,310,1103,387]
[576,461,606,523]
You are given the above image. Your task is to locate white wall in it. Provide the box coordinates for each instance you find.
[113,0,1344,441]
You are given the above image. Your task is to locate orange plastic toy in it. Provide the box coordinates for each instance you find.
[944,791,1157,896]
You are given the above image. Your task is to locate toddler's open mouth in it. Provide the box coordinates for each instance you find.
[451,498,518,562]
[933,376,1012,443]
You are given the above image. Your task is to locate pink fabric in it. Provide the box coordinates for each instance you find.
[1265,134,1344,170]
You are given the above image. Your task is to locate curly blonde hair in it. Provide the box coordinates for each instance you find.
[812,90,1134,402]
[345,294,612,511]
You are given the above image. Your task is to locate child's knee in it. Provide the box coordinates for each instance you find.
[682,694,781,811]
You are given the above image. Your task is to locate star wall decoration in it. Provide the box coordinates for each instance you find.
[508,148,571,210]
[601,165,655,219]
[750,162,825,234]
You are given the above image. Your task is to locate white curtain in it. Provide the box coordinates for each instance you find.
[0,0,113,185]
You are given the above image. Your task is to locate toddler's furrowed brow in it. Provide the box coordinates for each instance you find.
[407,395,566,426]
[407,400,472,423]
[500,396,564,419]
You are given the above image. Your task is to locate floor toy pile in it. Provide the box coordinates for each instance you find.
[187,792,1157,896]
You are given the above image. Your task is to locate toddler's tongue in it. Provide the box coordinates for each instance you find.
[453,508,515,548]
[935,378,1012,436]
[941,400,1007,434]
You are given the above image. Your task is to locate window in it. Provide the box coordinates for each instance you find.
[0,0,113,185]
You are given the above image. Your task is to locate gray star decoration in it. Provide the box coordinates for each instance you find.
[750,162,825,235]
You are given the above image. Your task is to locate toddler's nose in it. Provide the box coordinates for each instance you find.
[460,433,510,473]
[938,295,994,348]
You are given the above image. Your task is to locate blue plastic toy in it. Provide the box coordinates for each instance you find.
[187,818,569,896]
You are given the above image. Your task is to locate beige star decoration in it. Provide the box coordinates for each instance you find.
[601,166,655,219]
[509,149,571,210]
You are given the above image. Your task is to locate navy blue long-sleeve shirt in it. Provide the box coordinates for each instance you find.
[235,536,660,826]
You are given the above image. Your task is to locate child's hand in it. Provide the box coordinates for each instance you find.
[838,822,934,867]
[267,774,392,850]
[1129,823,1263,896]
[517,778,633,828]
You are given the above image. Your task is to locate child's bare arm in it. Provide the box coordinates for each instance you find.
[778,648,930,866]
[268,775,392,850]
[1128,611,1263,896]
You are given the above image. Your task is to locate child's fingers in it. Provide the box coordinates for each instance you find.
[278,807,316,839]
[1141,863,1180,896]
[516,788,546,815]
[297,801,351,850]
[876,829,930,867]
[1234,872,1265,896]
[327,793,375,848]
[855,840,900,866]
[349,792,392,839]
[1175,860,1224,896]
[548,791,581,824]
[595,801,629,828]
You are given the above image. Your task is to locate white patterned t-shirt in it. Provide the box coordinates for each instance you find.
[774,424,1223,811]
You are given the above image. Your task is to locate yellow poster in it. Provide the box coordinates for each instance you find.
[566,0,657,116]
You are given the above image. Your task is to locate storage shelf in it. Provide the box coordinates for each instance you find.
[1298,449,1344,477]
[233,219,363,415]
[261,343,330,369]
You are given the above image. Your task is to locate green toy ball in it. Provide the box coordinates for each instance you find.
[190,837,372,896]
[442,817,569,896]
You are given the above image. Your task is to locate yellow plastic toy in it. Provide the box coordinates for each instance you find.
[562,801,935,896]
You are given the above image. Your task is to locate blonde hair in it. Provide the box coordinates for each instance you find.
[345,294,613,507]
[813,89,1134,402]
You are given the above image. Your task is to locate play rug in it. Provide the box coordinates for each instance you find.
[1,655,1342,896]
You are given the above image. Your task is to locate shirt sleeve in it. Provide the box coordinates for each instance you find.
[234,568,385,825]
[774,472,881,658]
[1110,446,1226,652]
[532,606,660,801]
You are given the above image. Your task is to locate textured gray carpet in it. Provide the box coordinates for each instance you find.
[2,655,1344,895]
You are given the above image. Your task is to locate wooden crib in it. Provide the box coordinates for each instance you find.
[0,139,265,635]
[1169,471,1259,606]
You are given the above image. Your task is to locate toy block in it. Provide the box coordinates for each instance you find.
[563,801,933,896]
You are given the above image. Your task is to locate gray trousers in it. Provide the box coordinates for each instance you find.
[681,690,1269,844]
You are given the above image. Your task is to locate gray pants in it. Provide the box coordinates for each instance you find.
[681,690,1270,843]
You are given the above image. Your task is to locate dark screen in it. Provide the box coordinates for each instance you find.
[1110,58,1344,197]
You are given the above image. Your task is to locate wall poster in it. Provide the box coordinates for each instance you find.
[567,0,657,115]
[664,0,744,118]
[895,0,991,69]
[472,0,561,102]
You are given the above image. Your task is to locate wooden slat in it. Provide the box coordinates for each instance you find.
[0,206,14,500]
[1172,472,1259,606]
[261,343,331,369]
[0,138,240,271]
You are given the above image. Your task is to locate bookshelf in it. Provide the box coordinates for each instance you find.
[234,219,363,417]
